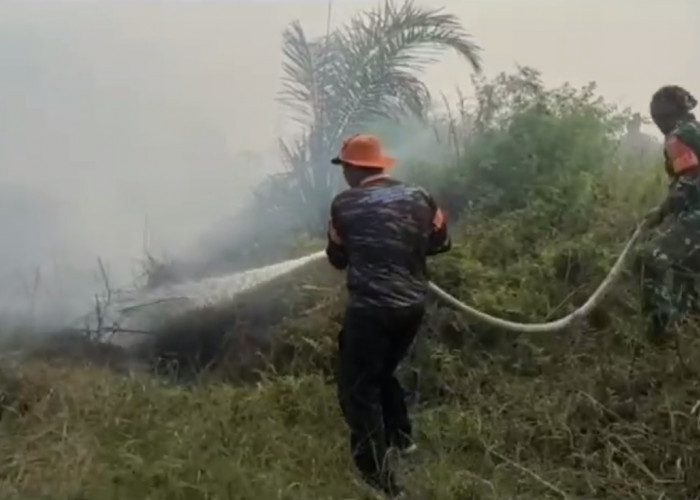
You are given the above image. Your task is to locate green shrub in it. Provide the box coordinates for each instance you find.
[409,68,637,221]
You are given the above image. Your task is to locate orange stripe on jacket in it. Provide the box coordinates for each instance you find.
[432,208,446,230]
[666,136,699,174]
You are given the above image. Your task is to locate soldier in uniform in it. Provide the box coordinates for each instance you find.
[637,85,700,340]
[325,134,451,497]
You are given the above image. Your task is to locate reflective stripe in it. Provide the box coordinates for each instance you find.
[359,174,391,186]
[666,136,699,174]
[432,208,446,230]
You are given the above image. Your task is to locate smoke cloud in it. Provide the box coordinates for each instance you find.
[0,0,696,330]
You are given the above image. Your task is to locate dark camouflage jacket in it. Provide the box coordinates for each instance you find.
[326,175,451,309]
[660,119,700,218]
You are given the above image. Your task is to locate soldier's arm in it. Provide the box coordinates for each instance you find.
[675,122,700,157]
[325,201,348,270]
[424,192,452,256]
[658,134,700,218]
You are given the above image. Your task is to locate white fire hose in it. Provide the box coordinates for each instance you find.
[426,222,647,332]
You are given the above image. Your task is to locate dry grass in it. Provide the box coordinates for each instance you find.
[2,308,700,499]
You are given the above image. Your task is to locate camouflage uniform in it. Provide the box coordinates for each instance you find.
[326,174,450,496]
[327,175,451,309]
[637,89,700,338]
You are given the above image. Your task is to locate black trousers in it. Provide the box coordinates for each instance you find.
[336,304,425,493]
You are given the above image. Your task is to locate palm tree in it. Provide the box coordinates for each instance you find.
[272,0,483,235]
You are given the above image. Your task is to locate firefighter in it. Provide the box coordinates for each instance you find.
[325,134,451,497]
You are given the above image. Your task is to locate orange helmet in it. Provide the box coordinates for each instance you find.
[330,134,396,169]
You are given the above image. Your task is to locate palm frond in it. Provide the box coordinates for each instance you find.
[278,21,337,128]
[326,0,482,146]
[275,0,483,234]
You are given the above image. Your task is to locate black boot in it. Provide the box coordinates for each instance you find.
[361,470,406,498]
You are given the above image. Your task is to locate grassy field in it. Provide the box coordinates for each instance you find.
[2,249,700,500]
[3,193,700,500]
[2,324,700,500]
[4,191,700,499]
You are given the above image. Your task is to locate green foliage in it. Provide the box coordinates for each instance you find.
[193,63,656,278]
[421,67,636,221]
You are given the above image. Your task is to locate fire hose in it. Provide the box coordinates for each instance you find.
[80,219,650,339]
[291,220,647,334]
[426,222,648,332]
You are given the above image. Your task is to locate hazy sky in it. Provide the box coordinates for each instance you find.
[0,0,697,320]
